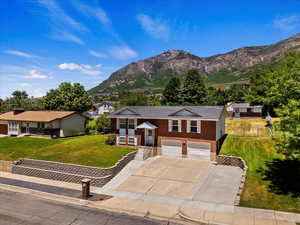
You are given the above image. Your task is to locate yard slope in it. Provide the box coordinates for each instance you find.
[220,136,300,213]
[0,135,134,168]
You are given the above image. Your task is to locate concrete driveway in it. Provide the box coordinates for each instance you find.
[109,156,243,205]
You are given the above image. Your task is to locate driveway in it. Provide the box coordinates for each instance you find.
[103,156,243,205]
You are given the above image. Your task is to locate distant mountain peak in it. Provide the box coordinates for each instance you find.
[89,34,300,96]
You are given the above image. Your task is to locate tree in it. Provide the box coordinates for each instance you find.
[162,77,181,105]
[181,69,207,105]
[42,82,92,112]
[87,115,111,134]
[247,51,300,115]
[225,84,248,103]
[118,91,149,108]
[275,99,300,158]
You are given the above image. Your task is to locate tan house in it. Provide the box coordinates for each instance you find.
[0,109,87,137]
[108,106,226,160]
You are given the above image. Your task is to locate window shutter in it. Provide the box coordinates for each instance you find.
[187,120,190,133]
[178,120,182,132]
[168,120,172,132]
[197,120,201,133]
[117,119,120,129]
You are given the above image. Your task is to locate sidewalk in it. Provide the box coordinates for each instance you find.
[0,171,300,225]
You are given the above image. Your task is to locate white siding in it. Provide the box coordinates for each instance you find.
[60,114,86,137]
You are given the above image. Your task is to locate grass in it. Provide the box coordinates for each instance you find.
[220,135,300,213]
[0,135,134,168]
[226,118,270,137]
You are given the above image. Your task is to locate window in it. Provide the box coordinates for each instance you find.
[37,122,45,129]
[128,137,136,145]
[172,120,179,132]
[247,108,253,113]
[119,119,127,129]
[190,120,198,133]
[128,119,135,129]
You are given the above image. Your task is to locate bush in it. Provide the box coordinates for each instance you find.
[106,135,116,145]
[86,115,111,134]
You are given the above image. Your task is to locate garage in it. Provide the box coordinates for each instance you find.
[161,140,182,157]
[187,142,210,160]
[0,124,8,135]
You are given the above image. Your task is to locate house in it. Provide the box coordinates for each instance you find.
[108,106,226,160]
[227,103,263,118]
[86,102,114,118]
[0,109,87,137]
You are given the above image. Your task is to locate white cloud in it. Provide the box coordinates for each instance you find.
[137,14,170,41]
[273,15,300,31]
[71,1,110,25]
[17,83,32,87]
[50,31,85,45]
[37,0,88,32]
[58,63,101,76]
[4,50,38,59]
[23,69,49,79]
[58,63,81,70]
[89,50,107,58]
[108,46,138,60]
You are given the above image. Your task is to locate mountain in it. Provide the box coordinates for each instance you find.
[89,34,300,96]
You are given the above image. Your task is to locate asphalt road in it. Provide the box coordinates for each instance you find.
[0,189,181,225]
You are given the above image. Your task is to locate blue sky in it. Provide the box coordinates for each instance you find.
[1,0,300,98]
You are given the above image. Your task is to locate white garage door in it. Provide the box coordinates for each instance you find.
[161,140,182,157]
[187,142,210,160]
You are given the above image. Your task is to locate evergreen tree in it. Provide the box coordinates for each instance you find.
[181,69,207,105]
[162,77,181,105]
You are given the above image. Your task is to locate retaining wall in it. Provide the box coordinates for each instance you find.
[0,160,12,172]
[217,155,248,206]
[12,151,136,187]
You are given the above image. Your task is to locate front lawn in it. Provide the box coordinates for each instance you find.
[0,135,134,168]
[220,136,300,213]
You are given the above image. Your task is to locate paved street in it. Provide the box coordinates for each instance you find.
[0,189,181,225]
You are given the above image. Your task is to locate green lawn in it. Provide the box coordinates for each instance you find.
[0,135,135,168]
[220,136,300,213]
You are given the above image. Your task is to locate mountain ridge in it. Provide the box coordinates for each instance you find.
[89,33,300,96]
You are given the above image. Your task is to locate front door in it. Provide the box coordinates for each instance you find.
[235,109,240,117]
[145,129,154,146]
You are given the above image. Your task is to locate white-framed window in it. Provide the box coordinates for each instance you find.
[118,136,126,144]
[128,137,136,145]
[128,119,135,129]
[119,119,127,129]
[190,120,198,133]
[172,120,179,132]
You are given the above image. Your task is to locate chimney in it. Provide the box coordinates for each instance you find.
[13,108,25,115]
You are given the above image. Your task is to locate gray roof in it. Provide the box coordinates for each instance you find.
[231,103,263,108]
[108,106,224,120]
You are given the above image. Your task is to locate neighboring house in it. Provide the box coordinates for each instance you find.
[0,109,87,137]
[86,102,114,118]
[227,103,263,118]
[108,106,226,160]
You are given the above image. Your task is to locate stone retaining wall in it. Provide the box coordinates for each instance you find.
[0,160,12,172]
[12,151,136,187]
[217,155,248,206]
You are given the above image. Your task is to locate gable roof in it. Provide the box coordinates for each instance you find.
[108,106,224,120]
[0,111,79,122]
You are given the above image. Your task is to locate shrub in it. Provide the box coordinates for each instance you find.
[106,135,116,145]
[86,115,111,134]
